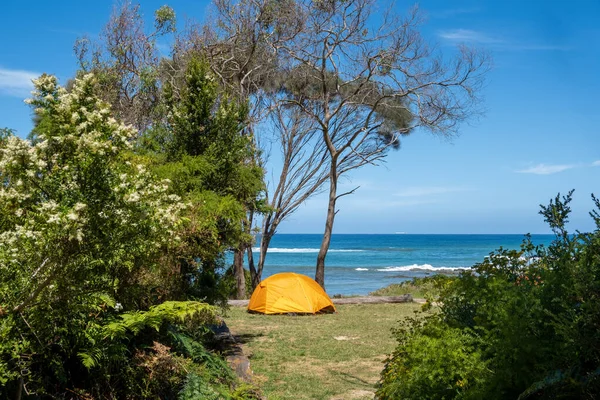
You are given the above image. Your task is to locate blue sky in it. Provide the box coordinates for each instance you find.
[1,0,598,234]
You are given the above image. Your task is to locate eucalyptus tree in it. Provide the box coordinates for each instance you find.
[252,104,330,287]
[193,0,335,288]
[268,0,489,288]
[178,0,300,289]
[74,1,176,132]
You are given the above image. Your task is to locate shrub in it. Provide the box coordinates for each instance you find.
[370,275,456,300]
[379,315,489,399]
[0,74,255,398]
[378,192,600,399]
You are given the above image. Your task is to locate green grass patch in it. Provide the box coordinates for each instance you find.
[223,303,422,400]
[369,275,457,299]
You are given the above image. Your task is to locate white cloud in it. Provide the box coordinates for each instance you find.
[592,160,600,167]
[438,29,504,44]
[0,67,40,97]
[438,29,569,51]
[516,164,576,175]
[393,186,467,198]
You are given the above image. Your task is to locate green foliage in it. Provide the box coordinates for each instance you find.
[223,267,254,299]
[173,331,261,400]
[0,74,248,398]
[103,301,218,341]
[74,2,176,131]
[155,5,176,33]
[379,317,489,399]
[378,192,600,399]
[0,127,13,142]
[179,373,222,400]
[370,275,456,300]
[139,56,264,303]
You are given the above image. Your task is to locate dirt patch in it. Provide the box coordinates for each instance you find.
[330,389,375,400]
[334,336,359,341]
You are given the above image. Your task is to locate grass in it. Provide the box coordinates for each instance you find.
[223,303,422,400]
[369,275,458,299]
[369,282,427,298]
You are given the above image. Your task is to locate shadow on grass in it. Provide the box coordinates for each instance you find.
[332,370,374,387]
[233,333,264,345]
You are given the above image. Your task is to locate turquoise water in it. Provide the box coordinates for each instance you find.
[247,234,555,295]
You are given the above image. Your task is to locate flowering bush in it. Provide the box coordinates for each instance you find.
[1,73,186,312]
[0,74,196,396]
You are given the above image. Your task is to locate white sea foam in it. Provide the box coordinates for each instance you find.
[355,268,369,271]
[376,264,467,272]
[252,247,364,253]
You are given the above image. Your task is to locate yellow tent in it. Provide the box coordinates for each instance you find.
[247,272,336,314]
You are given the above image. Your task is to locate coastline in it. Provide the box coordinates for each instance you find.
[244,233,555,296]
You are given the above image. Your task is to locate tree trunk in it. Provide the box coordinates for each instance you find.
[245,209,258,290]
[246,245,256,290]
[233,247,246,299]
[316,164,337,288]
[255,229,275,288]
[15,376,23,400]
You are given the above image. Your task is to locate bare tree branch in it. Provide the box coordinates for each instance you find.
[264,0,489,287]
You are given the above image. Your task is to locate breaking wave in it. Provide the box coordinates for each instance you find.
[252,247,364,253]
[376,264,467,272]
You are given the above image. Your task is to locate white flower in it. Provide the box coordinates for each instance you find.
[127,192,140,202]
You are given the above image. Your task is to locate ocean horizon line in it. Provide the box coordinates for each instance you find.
[267,232,555,236]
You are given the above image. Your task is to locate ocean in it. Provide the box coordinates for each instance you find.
[248,234,555,296]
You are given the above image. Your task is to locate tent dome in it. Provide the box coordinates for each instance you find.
[248,273,336,314]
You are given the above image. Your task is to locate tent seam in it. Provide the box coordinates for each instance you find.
[296,274,314,313]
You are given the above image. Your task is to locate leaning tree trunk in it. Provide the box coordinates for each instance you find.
[245,209,259,290]
[233,246,246,299]
[255,227,275,288]
[316,163,338,289]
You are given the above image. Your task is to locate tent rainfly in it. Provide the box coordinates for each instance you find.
[247,272,336,314]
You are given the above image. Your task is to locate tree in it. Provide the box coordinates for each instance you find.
[254,104,329,287]
[75,2,264,300]
[269,0,489,287]
[188,0,338,289]
[141,57,264,300]
[75,1,176,132]
[180,0,301,290]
